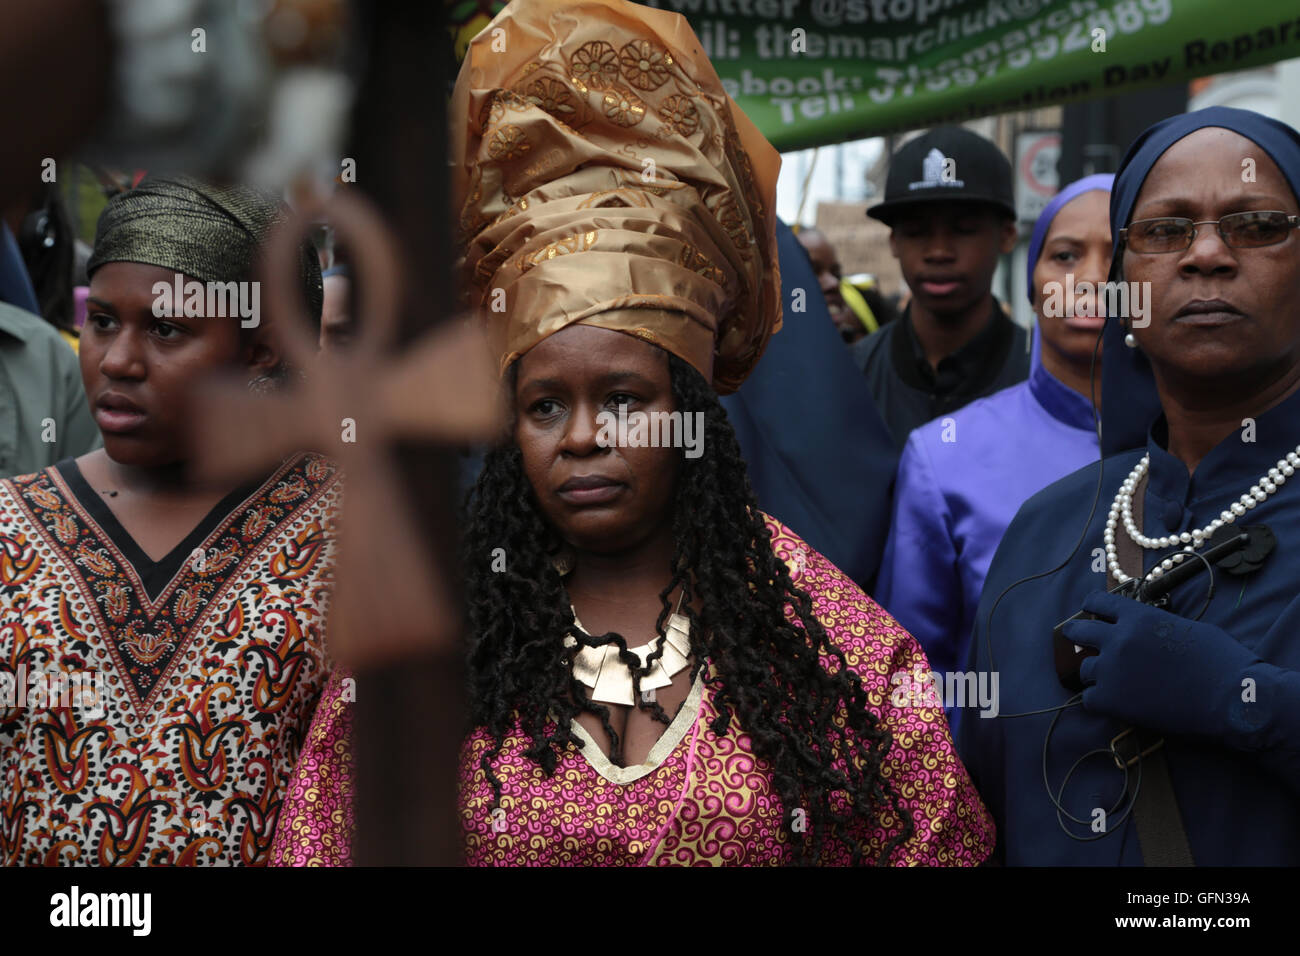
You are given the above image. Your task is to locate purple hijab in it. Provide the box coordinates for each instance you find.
[1025,173,1115,304]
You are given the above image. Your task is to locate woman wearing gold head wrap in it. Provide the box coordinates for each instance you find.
[271,0,992,866]
[0,177,340,866]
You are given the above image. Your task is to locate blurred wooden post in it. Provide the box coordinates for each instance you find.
[346,0,464,866]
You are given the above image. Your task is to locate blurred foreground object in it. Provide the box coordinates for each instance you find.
[0,0,111,190]
[188,181,500,868]
[190,1,489,867]
[190,184,501,664]
[81,0,356,186]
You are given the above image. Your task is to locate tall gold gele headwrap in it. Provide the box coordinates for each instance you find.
[451,0,782,394]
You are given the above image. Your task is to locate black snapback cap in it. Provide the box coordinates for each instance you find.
[867,126,1016,225]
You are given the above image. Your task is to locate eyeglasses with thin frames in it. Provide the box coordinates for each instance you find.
[1119,210,1300,254]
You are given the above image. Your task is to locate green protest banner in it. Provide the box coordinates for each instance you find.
[633,0,1300,150]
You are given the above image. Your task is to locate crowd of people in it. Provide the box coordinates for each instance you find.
[1,0,1298,867]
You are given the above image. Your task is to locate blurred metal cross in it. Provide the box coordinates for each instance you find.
[186,181,502,865]
[190,185,500,664]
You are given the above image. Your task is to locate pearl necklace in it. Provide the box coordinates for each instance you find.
[1105,447,1300,584]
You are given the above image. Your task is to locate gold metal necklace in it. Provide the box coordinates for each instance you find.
[564,591,692,706]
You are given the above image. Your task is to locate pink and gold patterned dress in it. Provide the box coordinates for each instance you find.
[271,515,995,866]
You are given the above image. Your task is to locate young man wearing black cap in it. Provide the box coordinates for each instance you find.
[852,126,1028,449]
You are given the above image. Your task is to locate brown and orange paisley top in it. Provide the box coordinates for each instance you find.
[0,452,339,865]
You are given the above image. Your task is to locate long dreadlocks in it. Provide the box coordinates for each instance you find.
[461,352,915,865]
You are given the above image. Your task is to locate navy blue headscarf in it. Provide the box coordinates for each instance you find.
[1101,106,1300,455]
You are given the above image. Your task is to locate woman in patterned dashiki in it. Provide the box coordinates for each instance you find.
[269,0,993,867]
[0,177,340,866]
